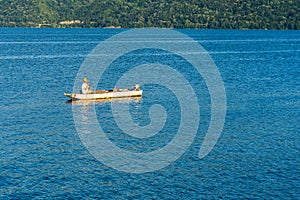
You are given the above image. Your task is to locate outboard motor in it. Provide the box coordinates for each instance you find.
[134,84,140,91]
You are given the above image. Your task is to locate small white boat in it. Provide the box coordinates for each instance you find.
[64,85,142,101]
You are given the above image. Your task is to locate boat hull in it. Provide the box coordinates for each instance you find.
[64,90,142,100]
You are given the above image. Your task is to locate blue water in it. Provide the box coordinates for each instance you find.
[0,28,299,199]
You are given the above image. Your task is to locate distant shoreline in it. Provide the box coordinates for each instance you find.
[0,24,298,31]
[1,0,299,30]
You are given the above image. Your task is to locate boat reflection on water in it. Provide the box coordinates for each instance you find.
[68,96,143,128]
[69,96,143,150]
[66,96,142,106]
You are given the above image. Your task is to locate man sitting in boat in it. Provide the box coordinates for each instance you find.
[82,77,92,94]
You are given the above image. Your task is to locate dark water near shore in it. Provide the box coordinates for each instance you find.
[0,28,299,199]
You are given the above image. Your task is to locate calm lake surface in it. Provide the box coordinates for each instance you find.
[0,28,299,199]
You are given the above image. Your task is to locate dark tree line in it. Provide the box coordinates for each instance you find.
[0,0,299,29]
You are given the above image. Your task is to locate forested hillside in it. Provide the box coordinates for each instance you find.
[0,0,299,29]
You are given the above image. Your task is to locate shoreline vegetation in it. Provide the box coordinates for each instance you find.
[0,0,299,30]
